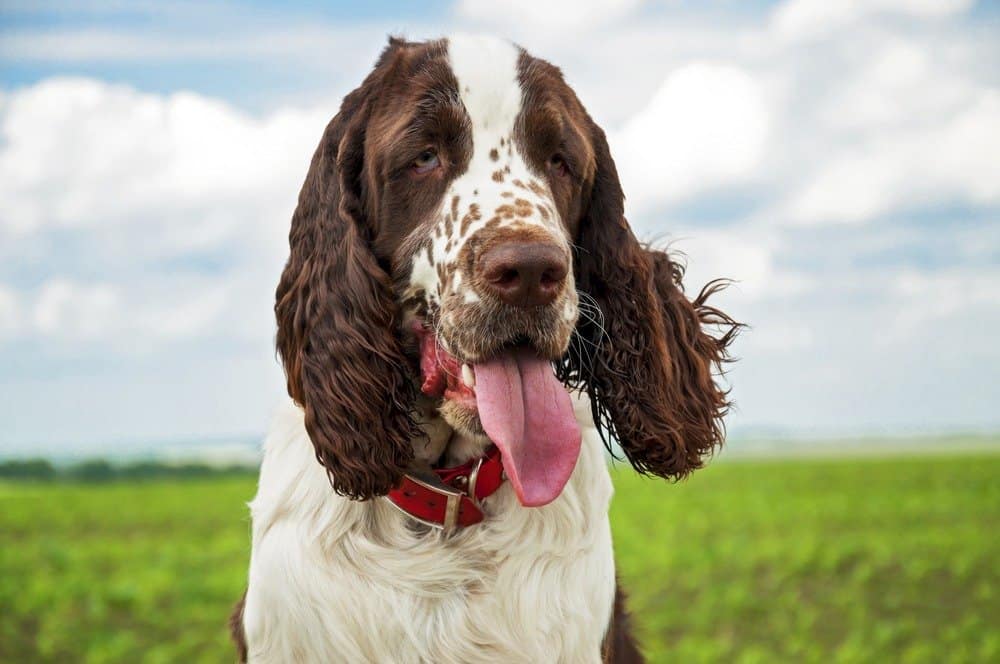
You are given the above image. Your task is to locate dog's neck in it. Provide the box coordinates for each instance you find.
[441,429,492,466]
[412,396,493,468]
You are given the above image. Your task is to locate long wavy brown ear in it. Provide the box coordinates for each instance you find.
[275,40,419,499]
[563,120,741,480]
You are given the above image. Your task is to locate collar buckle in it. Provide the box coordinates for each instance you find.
[385,446,503,533]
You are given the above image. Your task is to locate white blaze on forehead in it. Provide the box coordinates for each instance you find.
[407,35,568,306]
[447,34,522,146]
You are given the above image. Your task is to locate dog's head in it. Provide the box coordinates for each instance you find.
[275,35,740,504]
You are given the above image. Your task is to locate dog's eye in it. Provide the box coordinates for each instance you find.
[549,153,568,177]
[413,150,440,174]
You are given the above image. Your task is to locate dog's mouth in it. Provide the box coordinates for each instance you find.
[413,322,581,507]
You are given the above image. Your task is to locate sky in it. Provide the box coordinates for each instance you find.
[1,0,999,456]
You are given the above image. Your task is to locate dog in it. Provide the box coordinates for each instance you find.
[231,34,738,663]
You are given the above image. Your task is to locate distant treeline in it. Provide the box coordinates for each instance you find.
[0,458,257,482]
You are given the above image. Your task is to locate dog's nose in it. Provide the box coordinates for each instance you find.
[478,241,568,307]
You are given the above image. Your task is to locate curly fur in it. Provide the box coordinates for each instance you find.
[274,43,421,500]
[247,34,742,663]
[559,118,742,480]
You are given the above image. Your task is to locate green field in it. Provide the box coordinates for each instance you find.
[2,453,998,663]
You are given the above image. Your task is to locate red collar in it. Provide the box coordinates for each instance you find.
[385,445,505,532]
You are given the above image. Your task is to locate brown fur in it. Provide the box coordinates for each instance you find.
[603,581,645,663]
[512,47,742,479]
[229,590,247,663]
[274,41,425,500]
[260,34,739,659]
[558,114,741,480]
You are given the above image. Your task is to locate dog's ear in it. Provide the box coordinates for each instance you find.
[564,119,741,480]
[275,40,420,500]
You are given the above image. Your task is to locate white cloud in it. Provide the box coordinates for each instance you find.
[0,65,768,350]
[0,284,22,341]
[670,228,814,302]
[2,2,1000,446]
[32,279,120,340]
[0,77,329,238]
[612,63,769,214]
[742,320,814,352]
[0,77,338,348]
[135,281,231,342]
[0,24,385,64]
[818,38,967,131]
[886,267,1000,339]
[745,21,1000,227]
[455,0,644,32]
[782,88,1000,224]
[8,271,274,351]
[771,0,975,40]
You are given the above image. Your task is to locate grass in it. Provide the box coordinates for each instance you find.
[611,454,1000,663]
[0,480,251,663]
[1,453,998,662]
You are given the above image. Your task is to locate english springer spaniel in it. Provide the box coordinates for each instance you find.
[231,35,738,663]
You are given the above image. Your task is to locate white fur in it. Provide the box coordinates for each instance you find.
[449,34,523,141]
[407,35,572,313]
[242,396,616,663]
[243,35,611,662]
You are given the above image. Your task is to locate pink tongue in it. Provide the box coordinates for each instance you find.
[473,349,581,507]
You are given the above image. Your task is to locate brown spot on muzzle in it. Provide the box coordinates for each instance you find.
[461,224,569,308]
[495,198,534,219]
[460,202,482,236]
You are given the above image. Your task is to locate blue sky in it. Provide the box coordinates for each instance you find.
[1,0,999,456]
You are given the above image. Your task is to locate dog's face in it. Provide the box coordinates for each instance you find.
[366,37,589,443]
[275,35,739,503]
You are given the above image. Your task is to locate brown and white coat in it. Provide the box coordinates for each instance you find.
[233,34,738,663]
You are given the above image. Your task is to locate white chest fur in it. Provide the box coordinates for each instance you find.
[241,397,616,663]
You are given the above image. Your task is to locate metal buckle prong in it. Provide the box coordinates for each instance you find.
[442,493,460,533]
[467,457,484,505]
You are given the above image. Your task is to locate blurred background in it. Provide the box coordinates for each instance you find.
[1,1,998,662]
